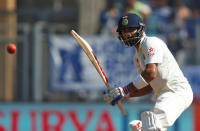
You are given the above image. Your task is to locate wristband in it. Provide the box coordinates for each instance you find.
[133,74,148,89]
[122,85,131,95]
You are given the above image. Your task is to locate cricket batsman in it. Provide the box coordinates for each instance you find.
[104,13,193,131]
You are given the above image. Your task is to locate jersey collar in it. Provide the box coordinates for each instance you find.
[139,34,146,49]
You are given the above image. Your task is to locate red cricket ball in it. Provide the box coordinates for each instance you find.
[7,43,17,54]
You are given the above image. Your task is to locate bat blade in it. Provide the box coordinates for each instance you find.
[70,29,126,115]
[70,30,109,87]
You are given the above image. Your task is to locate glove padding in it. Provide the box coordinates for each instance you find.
[104,87,127,105]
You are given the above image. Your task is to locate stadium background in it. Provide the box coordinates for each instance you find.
[0,0,200,130]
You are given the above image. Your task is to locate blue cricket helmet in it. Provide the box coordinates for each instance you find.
[117,13,144,32]
[117,13,145,47]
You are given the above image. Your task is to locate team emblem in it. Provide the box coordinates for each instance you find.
[122,17,128,26]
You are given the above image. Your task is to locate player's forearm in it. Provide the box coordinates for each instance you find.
[129,84,153,97]
[127,82,153,97]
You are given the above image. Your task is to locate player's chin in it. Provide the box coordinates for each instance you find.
[124,40,135,47]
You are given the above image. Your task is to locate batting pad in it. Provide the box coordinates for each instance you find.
[141,111,167,131]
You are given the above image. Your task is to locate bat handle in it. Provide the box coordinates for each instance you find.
[117,101,127,115]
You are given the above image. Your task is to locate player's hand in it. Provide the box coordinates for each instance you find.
[104,86,130,105]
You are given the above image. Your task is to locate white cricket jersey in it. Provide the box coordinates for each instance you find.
[134,35,191,100]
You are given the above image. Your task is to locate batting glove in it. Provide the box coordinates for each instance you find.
[104,85,130,105]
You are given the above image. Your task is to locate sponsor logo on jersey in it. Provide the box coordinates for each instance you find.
[148,47,155,56]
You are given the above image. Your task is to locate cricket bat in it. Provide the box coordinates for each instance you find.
[71,30,126,115]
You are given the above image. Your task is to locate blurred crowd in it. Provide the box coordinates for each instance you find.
[97,0,200,67]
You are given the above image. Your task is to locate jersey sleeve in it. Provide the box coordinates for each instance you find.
[134,55,143,74]
[142,37,163,64]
